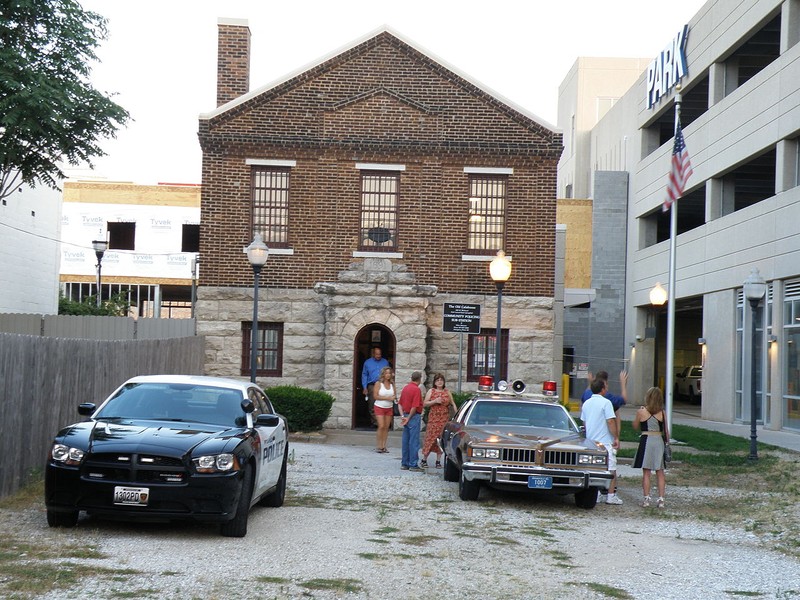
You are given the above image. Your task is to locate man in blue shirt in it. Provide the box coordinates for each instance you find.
[362,347,390,426]
[581,370,626,410]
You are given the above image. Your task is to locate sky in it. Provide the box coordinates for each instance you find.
[76,0,708,185]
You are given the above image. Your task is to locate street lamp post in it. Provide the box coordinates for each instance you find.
[489,251,512,389]
[743,268,766,461]
[91,239,108,308]
[245,234,269,384]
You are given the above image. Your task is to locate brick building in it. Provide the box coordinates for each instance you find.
[197,19,563,427]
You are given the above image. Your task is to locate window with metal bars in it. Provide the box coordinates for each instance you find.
[359,171,398,251]
[241,322,284,377]
[251,167,290,247]
[467,328,509,382]
[467,175,506,253]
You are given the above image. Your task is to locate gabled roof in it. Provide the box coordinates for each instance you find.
[199,25,559,135]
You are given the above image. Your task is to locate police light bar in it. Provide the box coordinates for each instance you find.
[542,380,557,396]
[478,375,493,391]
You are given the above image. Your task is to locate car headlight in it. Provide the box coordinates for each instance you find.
[193,453,238,473]
[578,453,607,466]
[471,447,500,459]
[50,443,85,466]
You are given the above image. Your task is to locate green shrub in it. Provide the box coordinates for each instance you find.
[265,385,335,432]
[452,391,472,409]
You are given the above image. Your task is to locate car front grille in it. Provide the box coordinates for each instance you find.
[500,448,578,466]
[81,452,187,484]
[501,448,536,463]
[544,450,577,466]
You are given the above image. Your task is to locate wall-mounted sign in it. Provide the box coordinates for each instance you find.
[646,24,689,109]
[443,303,481,334]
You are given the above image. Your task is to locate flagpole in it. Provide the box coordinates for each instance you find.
[665,85,682,440]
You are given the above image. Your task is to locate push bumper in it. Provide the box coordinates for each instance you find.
[45,463,245,523]
[461,462,612,491]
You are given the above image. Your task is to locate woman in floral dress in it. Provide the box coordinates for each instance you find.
[420,373,457,468]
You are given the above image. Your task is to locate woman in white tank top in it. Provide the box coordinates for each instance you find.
[373,366,396,453]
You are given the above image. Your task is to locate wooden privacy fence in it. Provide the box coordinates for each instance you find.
[0,313,196,339]
[0,333,205,499]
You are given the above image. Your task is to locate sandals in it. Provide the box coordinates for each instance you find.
[376,448,388,453]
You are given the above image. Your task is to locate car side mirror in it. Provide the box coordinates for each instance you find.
[78,403,96,416]
[256,414,280,427]
[241,399,255,414]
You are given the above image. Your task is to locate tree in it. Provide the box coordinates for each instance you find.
[0,0,130,201]
[58,291,130,316]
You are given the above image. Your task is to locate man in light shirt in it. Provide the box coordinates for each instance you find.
[581,376,622,505]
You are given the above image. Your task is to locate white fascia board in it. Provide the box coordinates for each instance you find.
[463,167,514,175]
[245,159,297,167]
[461,254,513,262]
[355,163,405,171]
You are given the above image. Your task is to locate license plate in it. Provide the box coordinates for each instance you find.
[528,476,553,489]
[113,486,149,506]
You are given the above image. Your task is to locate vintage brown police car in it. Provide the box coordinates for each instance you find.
[439,381,612,509]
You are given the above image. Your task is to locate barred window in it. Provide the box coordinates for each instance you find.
[360,172,398,251]
[241,322,283,377]
[252,167,290,247]
[467,328,509,382]
[467,175,506,252]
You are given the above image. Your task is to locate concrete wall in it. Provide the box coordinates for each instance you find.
[0,181,61,314]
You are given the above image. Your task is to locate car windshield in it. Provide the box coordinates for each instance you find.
[690,367,702,377]
[95,382,246,428]
[465,400,575,432]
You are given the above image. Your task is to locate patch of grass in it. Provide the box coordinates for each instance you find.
[519,526,555,539]
[159,571,180,576]
[0,538,106,561]
[486,535,520,545]
[724,592,765,597]
[546,549,573,568]
[108,589,159,598]
[372,526,400,535]
[356,552,383,560]
[255,575,291,584]
[299,578,363,593]
[0,534,141,599]
[400,534,442,546]
[0,477,44,511]
[576,582,634,599]
[367,538,390,544]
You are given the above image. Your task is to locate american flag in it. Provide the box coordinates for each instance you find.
[663,120,694,212]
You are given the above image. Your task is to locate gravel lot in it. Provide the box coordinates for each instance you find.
[4,439,799,599]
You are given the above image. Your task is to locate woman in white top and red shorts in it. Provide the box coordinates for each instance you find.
[373,366,396,453]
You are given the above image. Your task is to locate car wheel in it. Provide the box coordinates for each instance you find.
[260,450,287,508]
[574,488,598,510]
[442,455,459,482]
[220,465,254,538]
[46,509,79,528]
[458,468,480,501]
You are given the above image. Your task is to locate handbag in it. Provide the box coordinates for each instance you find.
[392,401,400,417]
[662,413,672,464]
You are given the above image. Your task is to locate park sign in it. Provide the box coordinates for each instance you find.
[646,24,689,109]
[443,303,481,334]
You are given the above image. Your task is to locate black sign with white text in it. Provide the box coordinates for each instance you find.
[442,303,481,334]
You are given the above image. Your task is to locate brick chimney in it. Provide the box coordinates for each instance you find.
[216,17,250,107]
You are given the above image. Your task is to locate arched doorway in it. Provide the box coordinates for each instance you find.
[352,324,396,429]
